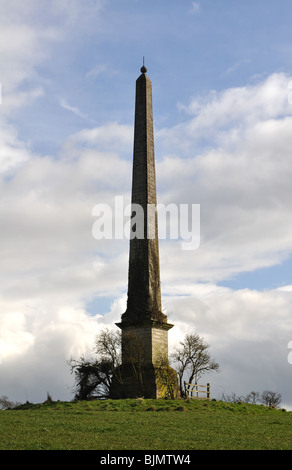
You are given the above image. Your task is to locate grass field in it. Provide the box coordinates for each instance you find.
[0,398,291,450]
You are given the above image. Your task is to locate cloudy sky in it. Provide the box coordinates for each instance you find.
[1,0,292,408]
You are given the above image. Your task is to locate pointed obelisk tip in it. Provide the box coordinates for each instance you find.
[141,56,147,74]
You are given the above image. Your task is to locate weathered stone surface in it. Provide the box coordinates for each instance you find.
[122,71,164,324]
[111,66,177,399]
[110,363,158,399]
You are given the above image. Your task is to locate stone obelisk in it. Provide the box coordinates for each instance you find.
[111,63,174,399]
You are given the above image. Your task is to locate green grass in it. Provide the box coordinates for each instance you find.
[0,399,291,450]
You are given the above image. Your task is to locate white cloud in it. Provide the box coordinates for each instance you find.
[59,98,88,120]
[0,1,292,408]
[86,63,108,78]
[166,284,292,406]
[86,63,117,79]
[46,0,106,27]
[156,73,292,285]
[0,0,130,403]
[190,2,200,14]
[222,59,251,77]
[3,69,292,403]
[0,0,107,117]
[0,5,60,116]
[0,297,106,402]
[1,282,292,405]
[176,73,291,138]
[72,122,133,151]
[0,123,32,172]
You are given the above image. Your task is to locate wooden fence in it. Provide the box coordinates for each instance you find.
[184,382,210,400]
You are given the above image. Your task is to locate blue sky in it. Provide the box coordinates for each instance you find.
[14,0,292,153]
[1,0,292,409]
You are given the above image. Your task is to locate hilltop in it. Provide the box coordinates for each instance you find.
[1,398,291,450]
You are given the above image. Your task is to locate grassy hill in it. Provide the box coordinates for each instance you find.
[0,398,291,450]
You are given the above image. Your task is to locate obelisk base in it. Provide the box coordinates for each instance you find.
[110,363,158,399]
[110,321,179,399]
[110,363,179,399]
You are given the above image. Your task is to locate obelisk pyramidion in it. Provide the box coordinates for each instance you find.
[111,62,175,399]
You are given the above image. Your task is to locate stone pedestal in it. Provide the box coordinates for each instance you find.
[111,321,176,399]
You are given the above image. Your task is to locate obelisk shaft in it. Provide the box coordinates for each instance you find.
[111,65,176,399]
[122,67,164,325]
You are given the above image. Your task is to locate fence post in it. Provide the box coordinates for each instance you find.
[207,383,210,400]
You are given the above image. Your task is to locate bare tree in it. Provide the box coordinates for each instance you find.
[245,391,260,404]
[69,328,150,399]
[221,390,282,408]
[171,333,220,397]
[70,329,220,401]
[0,395,21,410]
[221,392,243,403]
[95,329,122,372]
[69,328,122,400]
[261,390,282,408]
